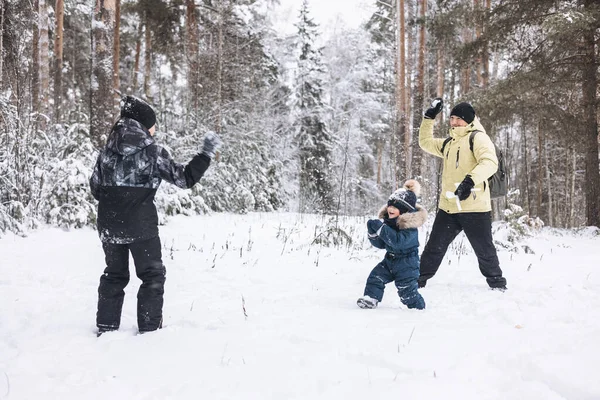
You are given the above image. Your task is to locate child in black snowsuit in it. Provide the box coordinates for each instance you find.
[90,95,221,335]
[357,180,427,310]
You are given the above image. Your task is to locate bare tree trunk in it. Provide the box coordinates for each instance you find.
[377,141,382,185]
[474,0,482,87]
[112,0,120,100]
[216,2,224,134]
[582,0,600,227]
[397,0,408,185]
[186,0,199,120]
[90,0,116,146]
[53,0,64,122]
[461,27,471,94]
[569,146,576,228]
[144,13,152,100]
[39,0,49,127]
[0,0,5,89]
[405,0,415,177]
[410,0,426,179]
[536,122,544,220]
[545,138,553,226]
[436,47,445,100]
[482,0,491,88]
[132,23,142,91]
[523,123,532,216]
[32,0,40,116]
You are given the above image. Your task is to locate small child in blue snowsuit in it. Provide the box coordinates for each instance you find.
[357,179,427,310]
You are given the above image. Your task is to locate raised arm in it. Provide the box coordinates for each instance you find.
[419,98,446,158]
[156,132,221,189]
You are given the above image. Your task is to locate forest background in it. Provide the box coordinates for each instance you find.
[0,0,599,236]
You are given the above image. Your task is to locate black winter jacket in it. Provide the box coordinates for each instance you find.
[90,118,210,243]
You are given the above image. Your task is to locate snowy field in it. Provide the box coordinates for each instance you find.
[1,212,599,400]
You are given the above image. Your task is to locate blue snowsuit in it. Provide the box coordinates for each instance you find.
[364,205,428,309]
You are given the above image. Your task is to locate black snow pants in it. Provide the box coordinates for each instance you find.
[418,210,506,288]
[96,236,166,333]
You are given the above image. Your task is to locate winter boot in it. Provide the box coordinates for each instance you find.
[357,295,379,309]
[96,326,118,337]
[138,318,163,335]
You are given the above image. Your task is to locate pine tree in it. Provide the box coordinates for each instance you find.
[475,0,599,227]
[364,0,396,190]
[294,0,335,214]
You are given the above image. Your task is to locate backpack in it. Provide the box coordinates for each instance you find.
[440,131,508,199]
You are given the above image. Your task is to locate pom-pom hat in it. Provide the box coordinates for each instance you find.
[388,179,421,213]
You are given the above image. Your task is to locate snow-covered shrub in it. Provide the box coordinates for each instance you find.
[0,201,26,236]
[40,123,98,229]
[574,226,600,237]
[201,128,287,213]
[155,183,210,224]
[156,126,286,216]
[493,190,544,252]
[43,158,97,228]
[0,94,32,236]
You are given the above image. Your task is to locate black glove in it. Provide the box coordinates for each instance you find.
[424,98,443,119]
[201,131,222,159]
[367,219,384,235]
[454,175,475,201]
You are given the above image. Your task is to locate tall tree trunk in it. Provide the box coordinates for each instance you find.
[54,0,64,122]
[474,0,482,87]
[144,14,152,100]
[536,122,544,219]
[569,146,576,228]
[481,0,491,88]
[436,47,445,100]
[216,2,226,134]
[461,27,471,94]
[411,0,426,179]
[39,0,49,127]
[582,0,600,227]
[397,0,407,187]
[132,23,142,91]
[449,67,456,113]
[90,0,116,146]
[377,141,382,185]
[0,0,5,90]
[545,138,553,227]
[405,1,416,180]
[112,0,120,100]
[523,122,532,216]
[186,0,199,120]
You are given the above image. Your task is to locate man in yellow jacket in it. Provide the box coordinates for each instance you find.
[418,98,507,290]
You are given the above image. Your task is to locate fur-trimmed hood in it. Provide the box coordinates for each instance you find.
[378,204,428,229]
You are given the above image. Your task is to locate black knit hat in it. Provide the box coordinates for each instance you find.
[120,95,156,130]
[450,102,475,124]
[388,180,421,214]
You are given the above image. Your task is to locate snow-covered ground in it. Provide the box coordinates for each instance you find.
[1,212,599,400]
